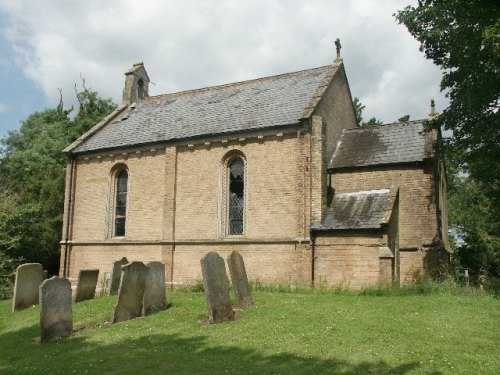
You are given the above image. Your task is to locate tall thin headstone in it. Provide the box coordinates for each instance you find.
[200,252,234,323]
[40,277,73,344]
[112,261,148,323]
[74,269,99,303]
[108,257,128,295]
[143,262,167,316]
[12,263,44,312]
[227,251,252,308]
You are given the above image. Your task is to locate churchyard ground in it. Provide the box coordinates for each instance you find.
[0,287,498,374]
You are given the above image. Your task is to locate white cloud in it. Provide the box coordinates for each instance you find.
[0,0,448,122]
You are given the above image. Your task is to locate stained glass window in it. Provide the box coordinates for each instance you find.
[114,170,128,236]
[229,158,244,235]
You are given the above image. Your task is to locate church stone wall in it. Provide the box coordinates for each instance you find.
[332,163,442,281]
[314,232,384,288]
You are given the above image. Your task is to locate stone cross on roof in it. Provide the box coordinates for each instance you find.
[335,38,342,61]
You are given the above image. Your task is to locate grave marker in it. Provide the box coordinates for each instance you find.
[143,262,167,316]
[227,251,252,308]
[200,252,234,323]
[40,277,72,344]
[12,263,44,312]
[112,261,148,323]
[75,269,99,303]
[108,257,128,295]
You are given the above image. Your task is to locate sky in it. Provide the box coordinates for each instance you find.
[0,0,448,139]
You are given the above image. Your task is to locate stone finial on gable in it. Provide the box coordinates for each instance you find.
[122,62,150,105]
[428,98,439,120]
[334,38,342,62]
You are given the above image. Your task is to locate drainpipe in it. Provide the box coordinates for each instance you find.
[311,231,316,288]
[63,155,76,277]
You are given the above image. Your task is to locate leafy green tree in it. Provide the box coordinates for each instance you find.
[0,87,115,284]
[353,97,383,126]
[396,0,500,281]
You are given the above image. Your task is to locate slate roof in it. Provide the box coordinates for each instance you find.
[311,189,391,230]
[328,120,435,170]
[70,64,340,154]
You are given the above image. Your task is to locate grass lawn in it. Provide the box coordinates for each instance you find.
[0,289,498,374]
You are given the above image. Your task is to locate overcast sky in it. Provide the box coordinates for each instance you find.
[0,0,448,139]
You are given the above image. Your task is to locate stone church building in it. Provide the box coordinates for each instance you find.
[60,53,449,288]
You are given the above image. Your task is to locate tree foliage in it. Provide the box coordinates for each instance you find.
[0,86,115,288]
[396,0,500,280]
[353,97,383,127]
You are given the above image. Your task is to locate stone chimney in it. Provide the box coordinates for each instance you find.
[122,62,150,105]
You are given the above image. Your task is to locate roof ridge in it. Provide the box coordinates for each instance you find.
[146,65,333,100]
[342,119,426,133]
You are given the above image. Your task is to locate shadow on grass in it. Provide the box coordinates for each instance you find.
[0,324,424,375]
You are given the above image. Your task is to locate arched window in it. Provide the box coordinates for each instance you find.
[137,78,144,99]
[221,153,246,236]
[228,158,244,235]
[114,169,128,236]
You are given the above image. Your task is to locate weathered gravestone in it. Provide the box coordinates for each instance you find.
[40,277,73,344]
[200,252,234,323]
[108,257,129,295]
[12,263,44,312]
[227,251,252,308]
[74,269,99,303]
[112,261,148,323]
[143,262,167,316]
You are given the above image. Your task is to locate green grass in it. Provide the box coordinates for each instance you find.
[0,289,498,374]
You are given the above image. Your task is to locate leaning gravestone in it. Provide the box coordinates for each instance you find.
[40,277,73,344]
[108,257,129,295]
[74,269,99,303]
[227,251,252,308]
[112,261,148,323]
[200,252,234,323]
[142,262,167,316]
[12,263,44,312]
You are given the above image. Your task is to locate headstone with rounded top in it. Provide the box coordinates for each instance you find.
[12,263,44,312]
[227,251,252,308]
[108,257,128,295]
[142,262,167,316]
[75,269,99,303]
[112,261,148,323]
[40,276,73,344]
[200,252,234,323]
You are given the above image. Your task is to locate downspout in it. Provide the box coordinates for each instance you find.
[63,155,76,277]
[311,231,316,288]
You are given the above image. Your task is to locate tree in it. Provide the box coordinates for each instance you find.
[396,0,500,281]
[0,86,115,285]
[353,97,383,126]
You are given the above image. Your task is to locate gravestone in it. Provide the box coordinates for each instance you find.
[40,277,73,344]
[108,257,128,295]
[12,263,44,312]
[143,262,167,316]
[112,261,148,323]
[227,251,252,308]
[74,269,99,303]
[43,270,48,280]
[200,252,234,323]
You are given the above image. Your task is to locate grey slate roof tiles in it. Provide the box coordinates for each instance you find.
[311,189,391,230]
[72,65,338,153]
[328,120,435,169]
